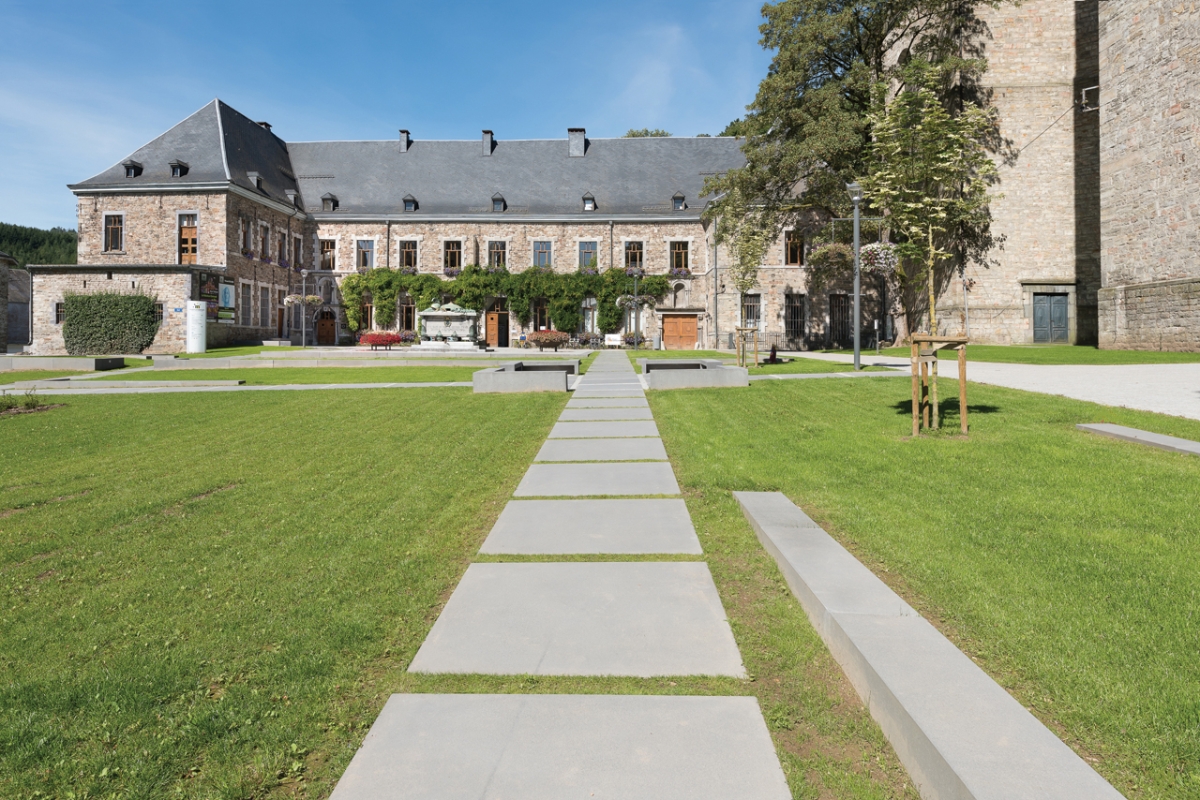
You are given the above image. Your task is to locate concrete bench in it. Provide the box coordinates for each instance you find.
[637,359,748,390]
[0,356,125,371]
[473,361,579,393]
[1077,423,1200,456]
[734,491,1124,800]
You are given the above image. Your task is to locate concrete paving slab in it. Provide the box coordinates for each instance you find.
[329,694,789,800]
[534,437,668,462]
[570,389,646,398]
[565,397,650,408]
[549,420,658,438]
[558,407,654,421]
[408,562,745,676]
[735,491,1124,800]
[514,462,679,496]
[1077,422,1200,456]
[480,498,701,554]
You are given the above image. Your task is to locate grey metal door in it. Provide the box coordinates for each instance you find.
[829,295,851,348]
[1033,294,1069,343]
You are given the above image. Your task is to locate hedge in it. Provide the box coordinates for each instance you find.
[62,292,160,355]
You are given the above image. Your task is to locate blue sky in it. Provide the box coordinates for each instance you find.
[0,0,771,230]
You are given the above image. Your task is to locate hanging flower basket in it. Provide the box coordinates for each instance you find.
[860,242,898,275]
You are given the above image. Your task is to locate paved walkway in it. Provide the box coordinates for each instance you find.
[791,352,1200,420]
[328,351,790,799]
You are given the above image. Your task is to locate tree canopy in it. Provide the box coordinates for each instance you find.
[623,128,671,138]
[0,222,77,267]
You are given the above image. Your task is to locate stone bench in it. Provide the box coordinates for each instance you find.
[0,356,125,371]
[637,359,748,390]
[473,361,580,393]
[1077,423,1200,456]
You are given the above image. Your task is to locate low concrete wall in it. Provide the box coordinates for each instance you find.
[735,492,1124,800]
[0,356,125,371]
[638,359,748,390]
[473,367,568,393]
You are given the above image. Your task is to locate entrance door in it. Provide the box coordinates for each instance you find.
[179,215,197,265]
[829,295,852,348]
[277,291,285,338]
[316,309,337,345]
[1033,294,1069,343]
[486,311,509,348]
[662,315,698,350]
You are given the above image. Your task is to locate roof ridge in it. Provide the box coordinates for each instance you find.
[214,99,231,180]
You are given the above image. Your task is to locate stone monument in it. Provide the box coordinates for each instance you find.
[417,302,481,350]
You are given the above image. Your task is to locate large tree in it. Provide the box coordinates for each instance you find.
[704,0,1002,319]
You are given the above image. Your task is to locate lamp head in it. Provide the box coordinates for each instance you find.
[846,182,863,204]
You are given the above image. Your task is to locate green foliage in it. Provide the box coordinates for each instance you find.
[623,128,671,138]
[719,118,750,137]
[339,267,669,335]
[805,243,855,292]
[0,222,77,266]
[62,292,159,355]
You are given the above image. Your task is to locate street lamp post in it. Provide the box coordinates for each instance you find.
[847,182,864,371]
[300,269,308,348]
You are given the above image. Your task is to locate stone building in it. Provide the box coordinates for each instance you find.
[0,251,13,348]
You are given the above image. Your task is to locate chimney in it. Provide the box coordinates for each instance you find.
[399,129,410,153]
[568,128,586,158]
[483,129,494,156]
[256,121,272,132]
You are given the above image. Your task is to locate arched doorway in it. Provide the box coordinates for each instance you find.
[316,308,337,345]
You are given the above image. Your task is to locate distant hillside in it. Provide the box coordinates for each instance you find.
[0,222,77,267]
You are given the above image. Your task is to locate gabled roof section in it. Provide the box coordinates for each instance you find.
[287,136,745,218]
[70,100,300,207]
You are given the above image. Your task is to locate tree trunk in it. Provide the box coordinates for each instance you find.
[927,224,940,430]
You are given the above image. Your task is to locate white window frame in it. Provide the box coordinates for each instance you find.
[529,238,555,268]
[356,236,379,269]
[574,237,601,269]
[440,237,467,270]
[665,238,693,272]
[395,236,423,270]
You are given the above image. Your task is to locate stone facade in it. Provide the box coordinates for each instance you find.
[1096,0,1200,350]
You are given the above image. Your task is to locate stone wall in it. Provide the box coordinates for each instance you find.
[77,191,229,266]
[1099,278,1200,350]
[1097,0,1200,350]
[30,270,191,354]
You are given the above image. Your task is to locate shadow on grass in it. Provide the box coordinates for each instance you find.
[890,399,1002,416]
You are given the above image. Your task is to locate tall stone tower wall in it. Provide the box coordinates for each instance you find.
[1097,0,1200,351]
[936,0,1101,345]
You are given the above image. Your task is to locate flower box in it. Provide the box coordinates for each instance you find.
[359,331,404,350]
[526,330,571,352]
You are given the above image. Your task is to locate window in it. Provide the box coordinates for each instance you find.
[672,193,685,211]
[103,215,123,252]
[785,231,804,266]
[785,293,805,339]
[260,226,270,260]
[669,241,689,271]
[398,296,416,331]
[356,240,375,269]
[322,193,338,212]
[178,214,197,265]
[533,241,552,267]
[488,241,507,268]
[741,294,762,329]
[582,193,595,212]
[260,287,270,327]
[170,160,188,178]
[241,283,252,326]
[241,220,252,252]
[154,303,164,324]
[55,302,65,324]
[278,233,288,265]
[320,240,336,270]
[123,160,142,178]
[403,195,417,212]
[533,299,550,330]
[579,241,598,270]
[581,297,598,333]
[444,240,462,270]
[293,237,302,269]
[624,241,643,271]
[398,240,417,269]
[492,194,505,212]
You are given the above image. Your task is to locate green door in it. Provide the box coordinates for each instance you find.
[1033,294,1069,343]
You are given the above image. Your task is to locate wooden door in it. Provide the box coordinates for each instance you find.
[486,311,509,347]
[179,224,197,265]
[316,310,337,345]
[662,315,697,350]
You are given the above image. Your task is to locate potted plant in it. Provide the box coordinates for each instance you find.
[526,330,571,352]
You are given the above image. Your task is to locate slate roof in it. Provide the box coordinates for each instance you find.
[0,251,17,267]
[70,100,299,207]
[70,100,746,219]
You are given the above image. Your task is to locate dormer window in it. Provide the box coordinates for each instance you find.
[123,160,143,178]
[285,189,301,209]
[403,194,417,212]
[672,193,686,211]
[247,171,263,191]
[170,160,189,178]
[582,193,596,212]
[492,193,505,213]
[321,193,338,212]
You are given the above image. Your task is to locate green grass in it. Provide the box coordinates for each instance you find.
[176,345,310,359]
[0,371,86,384]
[648,379,1200,798]
[831,344,1200,365]
[98,367,478,384]
[749,361,881,375]
[630,348,734,359]
[0,389,567,798]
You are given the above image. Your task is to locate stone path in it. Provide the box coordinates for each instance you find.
[329,351,790,799]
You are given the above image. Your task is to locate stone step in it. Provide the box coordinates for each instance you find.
[514,462,679,497]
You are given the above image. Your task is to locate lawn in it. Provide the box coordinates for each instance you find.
[831,344,1200,365]
[1,370,86,384]
[0,389,567,798]
[624,350,876,375]
[648,379,1200,799]
[177,345,308,359]
[98,366,478,384]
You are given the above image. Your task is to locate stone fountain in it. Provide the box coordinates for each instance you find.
[416,302,482,350]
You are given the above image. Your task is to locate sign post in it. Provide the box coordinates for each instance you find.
[185,300,206,354]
